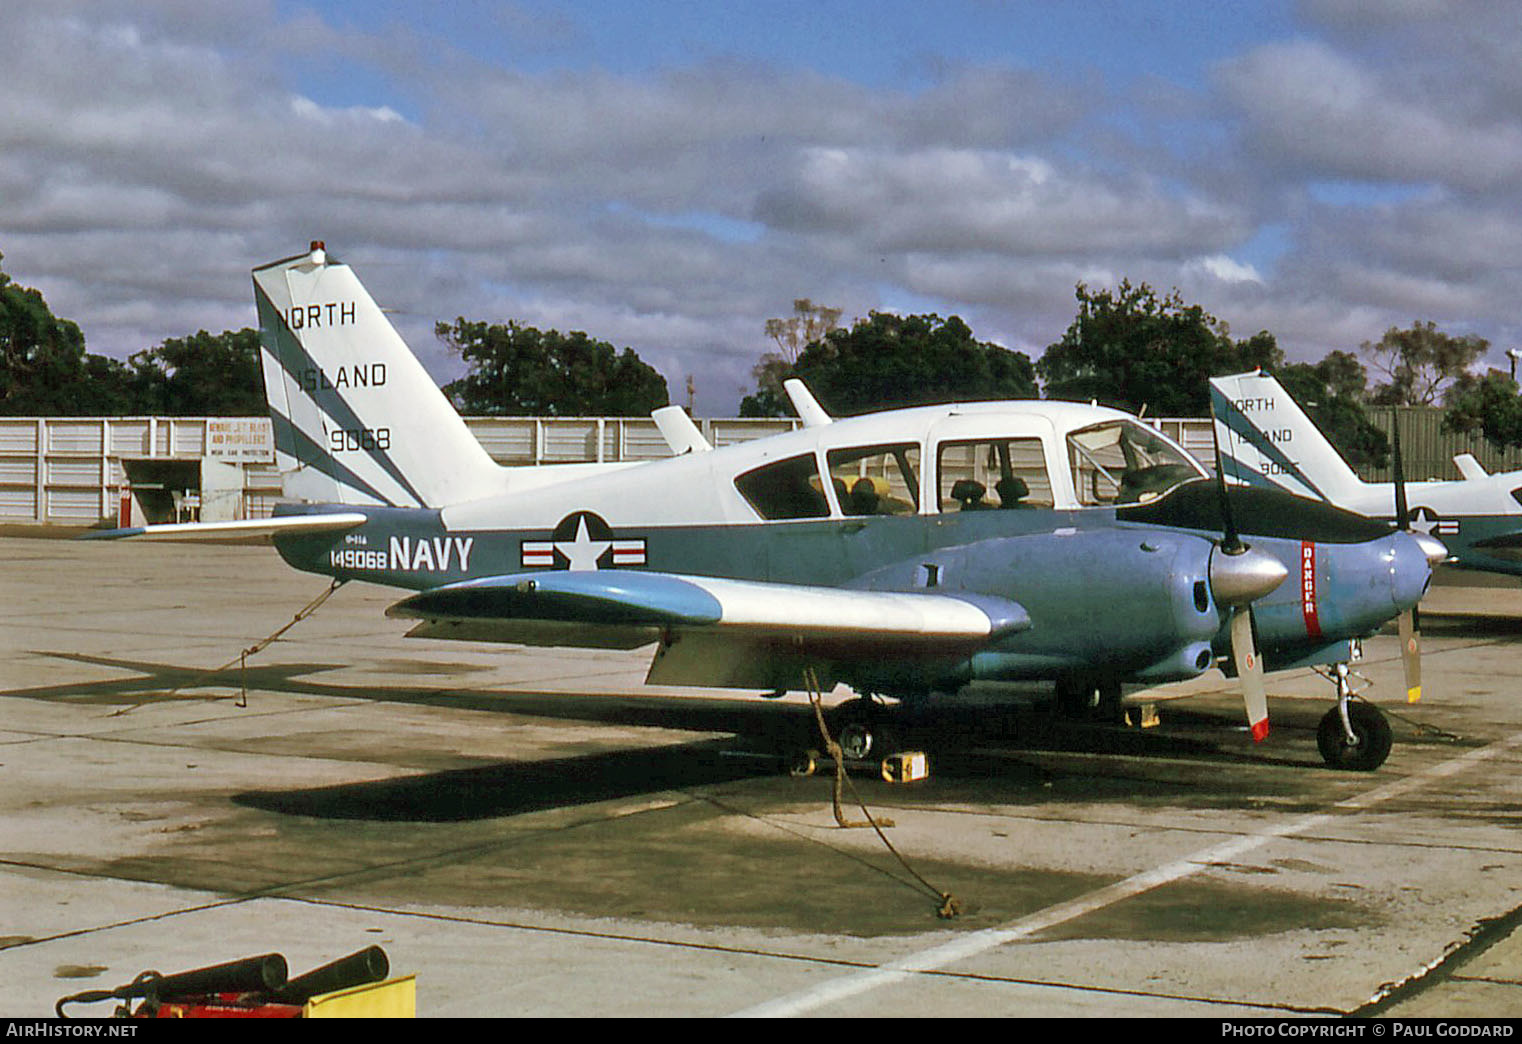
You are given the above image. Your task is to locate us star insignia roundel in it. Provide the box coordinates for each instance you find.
[1407,506,1459,537]
[520,511,647,571]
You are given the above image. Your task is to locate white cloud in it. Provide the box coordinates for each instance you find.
[289,96,407,125]
[1217,39,1522,191]
[1187,255,1262,285]
[756,145,1249,261]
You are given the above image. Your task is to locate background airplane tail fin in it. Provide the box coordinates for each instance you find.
[1208,371,1366,503]
[253,243,503,508]
[1453,452,1489,481]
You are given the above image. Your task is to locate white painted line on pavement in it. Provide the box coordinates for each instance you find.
[730,732,1522,1018]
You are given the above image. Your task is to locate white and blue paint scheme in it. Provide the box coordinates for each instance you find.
[84,246,1448,770]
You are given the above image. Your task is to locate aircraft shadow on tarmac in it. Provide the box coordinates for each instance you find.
[17,650,1358,824]
[1415,612,1522,640]
[224,718,1312,825]
[231,739,773,822]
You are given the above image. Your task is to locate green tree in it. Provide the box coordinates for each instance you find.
[1442,370,1522,450]
[1362,320,1487,406]
[0,251,136,415]
[437,318,669,416]
[1037,280,1283,415]
[129,328,265,415]
[784,311,1036,416]
[1277,350,1389,469]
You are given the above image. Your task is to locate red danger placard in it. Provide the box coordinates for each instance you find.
[1301,540,1321,639]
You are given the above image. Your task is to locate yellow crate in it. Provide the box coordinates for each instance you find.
[305,975,416,1018]
[881,751,928,783]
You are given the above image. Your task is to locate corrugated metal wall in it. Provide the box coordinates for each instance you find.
[0,415,800,524]
[1359,407,1522,483]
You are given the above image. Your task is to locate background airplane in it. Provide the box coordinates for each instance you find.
[85,245,1445,772]
[1211,370,1522,578]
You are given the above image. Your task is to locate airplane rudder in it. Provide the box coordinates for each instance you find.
[252,244,501,508]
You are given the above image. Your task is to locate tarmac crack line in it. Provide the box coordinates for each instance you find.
[727,729,1522,1019]
[1353,897,1522,1014]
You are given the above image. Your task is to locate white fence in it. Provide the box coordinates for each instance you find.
[9,407,1508,527]
[36,411,1500,527]
[0,415,803,525]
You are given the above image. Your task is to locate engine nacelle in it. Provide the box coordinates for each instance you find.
[844,527,1228,693]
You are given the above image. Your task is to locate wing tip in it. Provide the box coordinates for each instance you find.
[76,526,146,541]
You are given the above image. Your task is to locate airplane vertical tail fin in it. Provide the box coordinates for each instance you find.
[253,243,503,508]
[1208,371,1367,503]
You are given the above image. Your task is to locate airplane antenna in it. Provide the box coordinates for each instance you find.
[784,379,833,427]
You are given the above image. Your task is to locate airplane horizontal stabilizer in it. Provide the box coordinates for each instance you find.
[78,513,368,542]
[1454,453,1489,481]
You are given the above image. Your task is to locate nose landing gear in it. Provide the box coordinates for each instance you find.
[1316,663,1393,771]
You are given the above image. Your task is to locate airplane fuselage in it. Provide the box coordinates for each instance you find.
[1336,478,1522,577]
[272,477,1430,701]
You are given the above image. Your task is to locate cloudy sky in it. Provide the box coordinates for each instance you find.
[6,0,1522,414]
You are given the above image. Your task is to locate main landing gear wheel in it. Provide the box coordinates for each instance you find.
[831,698,900,763]
[1054,677,1124,723]
[789,749,821,777]
[1317,701,1392,772]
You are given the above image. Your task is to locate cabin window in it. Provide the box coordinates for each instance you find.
[734,453,831,520]
[1067,420,1201,506]
[826,443,920,516]
[936,437,1053,511]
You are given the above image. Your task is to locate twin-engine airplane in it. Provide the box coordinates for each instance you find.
[1211,370,1522,578]
[86,245,1446,772]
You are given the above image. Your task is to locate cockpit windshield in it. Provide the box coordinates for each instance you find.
[1066,420,1206,506]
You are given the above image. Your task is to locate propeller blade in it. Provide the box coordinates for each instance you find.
[1397,609,1422,703]
[1390,408,1423,703]
[1230,608,1269,742]
[1210,404,1283,743]
[1209,408,1244,554]
[1392,408,1409,528]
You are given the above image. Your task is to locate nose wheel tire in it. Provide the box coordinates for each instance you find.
[1317,701,1392,771]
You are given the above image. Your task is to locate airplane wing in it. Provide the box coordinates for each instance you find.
[77,513,369,541]
[387,570,1030,692]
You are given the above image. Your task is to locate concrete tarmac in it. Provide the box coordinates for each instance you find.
[2,533,1521,1018]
